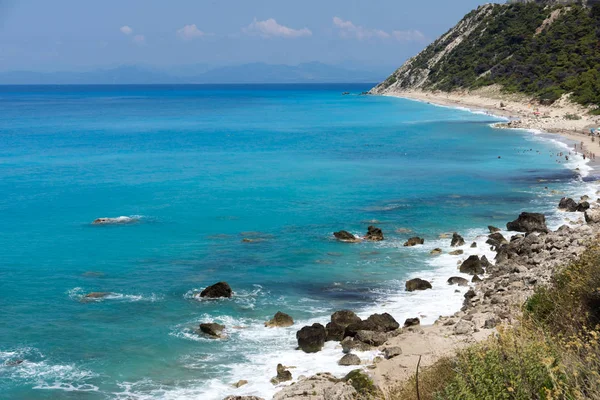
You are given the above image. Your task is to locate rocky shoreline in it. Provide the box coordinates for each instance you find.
[214,191,600,399]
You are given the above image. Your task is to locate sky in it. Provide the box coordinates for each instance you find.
[0,0,501,72]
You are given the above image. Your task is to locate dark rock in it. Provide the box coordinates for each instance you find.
[271,364,292,385]
[488,225,501,233]
[265,311,294,328]
[338,354,361,366]
[459,255,485,275]
[341,336,372,353]
[487,232,508,248]
[472,275,482,283]
[484,318,498,329]
[449,249,464,255]
[365,226,384,241]
[506,212,549,233]
[325,321,345,341]
[451,232,465,247]
[470,242,477,248]
[559,197,578,212]
[464,289,476,300]
[403,317,420,327]
[404,237,424,246]
[200,282,232,298]
[296,323,326,353]
[355,330,388,346]
[344,313,399,336]
[577,201,590,212]
[199,323,225,338]
[447,277,469,286]
[383,347,402,359]
[430,248,442,255]
[334,230,359,242]
[331,310,362,327]
[480,255,491,268]
[405,278,432,292]
[510,234,524,242]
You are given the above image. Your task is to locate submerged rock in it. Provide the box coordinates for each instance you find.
[265,312,294,328]
[405,278,432,292]
[364,226,384,241]
[447,277,469,286]
[92,216,139,225]
[404,237,424,246]
[506,212,549,233]
[83,292,112,299]
[200,282,232,298]
[459,255,485,275]
[430,248,443,255]
[296,323,326,353]
[199,323,225,338]
[451,232,465,247]
[334,230,359,242]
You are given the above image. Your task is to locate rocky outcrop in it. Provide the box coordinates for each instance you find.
[404,237,424,246]
[333,230,359,242]
[487,232,508,249]
[265,312,294,328]
[271,364,292,385]
[451,232,465,247]
[365,226,384,241]
[199,323,225,338]
[506,212,549,233]
[273,373,357,400]
[459,255,485,275]
[585,209,600,224]
[200,282,232,298]
[405,278,432,291]
[447,276,469,286]
[296,323,326,353]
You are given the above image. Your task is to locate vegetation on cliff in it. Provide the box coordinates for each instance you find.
[374,2,600,110]
[391,242,600,399]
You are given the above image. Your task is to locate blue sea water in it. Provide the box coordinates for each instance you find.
[0,84,594,399]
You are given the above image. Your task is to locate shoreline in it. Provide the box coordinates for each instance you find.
[266,91,600,400]
[383,88,600,172]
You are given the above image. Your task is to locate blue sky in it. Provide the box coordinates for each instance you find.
[0,0,500,71]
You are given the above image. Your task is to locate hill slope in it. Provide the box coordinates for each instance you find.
[371,1,600,109]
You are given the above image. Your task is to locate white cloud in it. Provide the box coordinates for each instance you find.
[333,17,425,43]
[244,18,312,38]
[120,25,133,35]
[177,24,206,40]
[133,34,145,44]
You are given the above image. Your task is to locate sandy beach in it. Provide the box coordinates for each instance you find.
[384,86,600,169]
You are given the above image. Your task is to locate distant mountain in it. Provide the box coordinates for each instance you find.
[0,62,385,85]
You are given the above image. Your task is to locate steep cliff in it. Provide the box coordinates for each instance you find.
[372,1,600,108]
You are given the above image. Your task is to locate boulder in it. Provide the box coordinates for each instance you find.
[430,248,442,255]
[199,323,225,338]
[338,354,361,366]
[405,278,432,292]
[404,237,424,246]
[265,311,294,328]
[383,347,403,359]
[355,330,388,346]
[459,255,484,275]
[403,317,420,327]
[296,323,326,353]
[585,209,600,224]
[334,230,359,242]
[365,226,384,241]
[271,364,292,385]
[451,232,465,247]
[506,212,549,233]
[200,282,232,298]
[470,242,477,248]
[488,225,501,233]
[325,321,345,341]
[484,318,498,329]
[331,310,362,327]
[232,380,248,388]
[273,373,357,400]
[344,313,399,336]
[577,201,590,212]
[454,320,474,335]
[472,275,482,283]
[449,249,464,255]
[447,277,469,286]
[341,337,372,353]
[558,197,578,212]
[486,232,508,249]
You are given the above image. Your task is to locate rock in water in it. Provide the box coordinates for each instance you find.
[486,232,508,249]
[447,277,469,286]
[470,242,477,248]
[333,230,359,242]
[559,197,578,212]
[506,212,549,233]
[265,312,294,328]
[345,313,399,336]
[83,292,112,299]
[577,201,590,212]
[488,225,501,233]
[232,380,248,388]
[451,232,465,247]
[364,226,384,241]
[296,323,326,353]
[331,310,362,327]
[404,237,424,246]
[200,282,232,298]
[199,323,225,338]
[449,249,464,255]
[326,321,346,341]
[338,353,361,366]
[271,364,292,385]
[430,248,442,255]
[405,278,432,292]
[459,255,485,275]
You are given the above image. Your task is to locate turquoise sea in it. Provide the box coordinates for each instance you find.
[0,84,594,399]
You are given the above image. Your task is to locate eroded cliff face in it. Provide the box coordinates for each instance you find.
[370,4,495,94]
